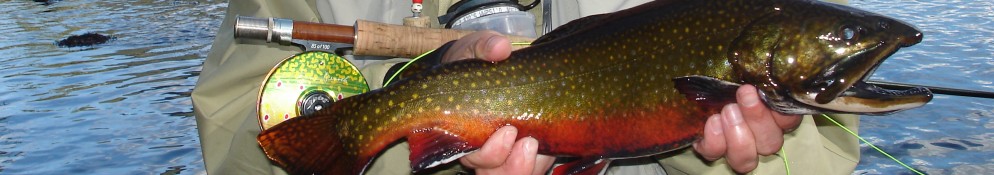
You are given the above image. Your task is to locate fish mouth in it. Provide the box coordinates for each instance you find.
[796,33,932,114]
[803,81,932,114]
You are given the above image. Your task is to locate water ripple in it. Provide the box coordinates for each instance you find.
[827,0,994,174]
[0,0,221,174]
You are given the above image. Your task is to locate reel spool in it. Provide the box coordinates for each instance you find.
[257,51,369,130]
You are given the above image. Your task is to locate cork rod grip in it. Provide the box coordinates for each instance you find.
[353,20,534,58]
[292,21,356,44]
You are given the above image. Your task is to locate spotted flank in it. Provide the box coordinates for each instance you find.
[257,51,369,130]
[257,0,930,174]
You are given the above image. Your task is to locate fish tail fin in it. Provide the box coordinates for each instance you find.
[258,114,361,174]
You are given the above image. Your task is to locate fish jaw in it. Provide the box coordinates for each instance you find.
[737,1,934,115]
[798,81,932,114]
[786,16,930,114]
[791,36,932,114]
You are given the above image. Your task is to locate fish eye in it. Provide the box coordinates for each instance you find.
[838,25,861,42]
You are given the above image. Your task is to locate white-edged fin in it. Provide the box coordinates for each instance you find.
[407,128,476,172]
[424,151,473,169]
[552,157,611,175]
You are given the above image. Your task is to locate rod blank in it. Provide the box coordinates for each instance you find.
[868,80,994,99]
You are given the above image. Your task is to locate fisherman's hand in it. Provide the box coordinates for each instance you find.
[439,31,555,175]
[459,126,555,175]
[693,84,803,173]
[439,30,512,63]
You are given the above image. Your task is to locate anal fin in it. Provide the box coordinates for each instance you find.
[407,128,476,172]
[552,157,611,175]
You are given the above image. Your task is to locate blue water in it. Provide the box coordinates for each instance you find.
[851,0,994,174]
[0,0,990,174]
[0,0,223,174]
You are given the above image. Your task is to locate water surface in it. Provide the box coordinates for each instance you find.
[0,0,224,174]
[852,0,994,174]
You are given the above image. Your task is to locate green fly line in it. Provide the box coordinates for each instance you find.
[383,48,435,86]
[821,114,925,175]
[383,43,922,175]
[781,146,791,175]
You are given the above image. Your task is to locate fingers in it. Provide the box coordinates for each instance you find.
[499,138,555,175]
[693,114,726,161]
[441,31,512,63]
[487,137,539,175]
[695,85,808,173]
[736,85,784,155]
[695,113,764,173]
[772,111,803,132]
[460,126,517,169]
[720,104,759,173]
[737,85,802,132]
[459,126,554,175]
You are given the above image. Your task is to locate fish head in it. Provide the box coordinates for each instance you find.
[731,1,932,115]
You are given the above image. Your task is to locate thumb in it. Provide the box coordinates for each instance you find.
[441,31,511,63]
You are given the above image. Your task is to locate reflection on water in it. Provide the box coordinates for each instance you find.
[0,0,223,174]
[0,0,991,174]
[852,0,994,174]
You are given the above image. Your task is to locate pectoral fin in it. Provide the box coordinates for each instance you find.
[673,76,741,112]
[407,128,476,172]
[552,157,611,175]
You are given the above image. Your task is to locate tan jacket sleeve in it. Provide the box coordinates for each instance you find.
[192,0,321,174]
[659,114,861,175]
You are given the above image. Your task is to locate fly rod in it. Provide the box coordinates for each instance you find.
[233,16,994,100]
[233,16,533,58]
[867,80,994,99]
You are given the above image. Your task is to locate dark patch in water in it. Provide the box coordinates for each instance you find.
[160,165,186,175]
[862,141,913,159]
[148,145,184,149]
[953,139,984,147]
[900,142,925,149]
[57,32,112,47]
[32,0,59,6]
[931,142,967,150]
[165,111,195,117]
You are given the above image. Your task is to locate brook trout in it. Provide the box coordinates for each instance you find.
[258,0,931,174]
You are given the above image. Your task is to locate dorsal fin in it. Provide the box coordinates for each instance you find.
[533,0,687,44]
[532,13,609,44]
